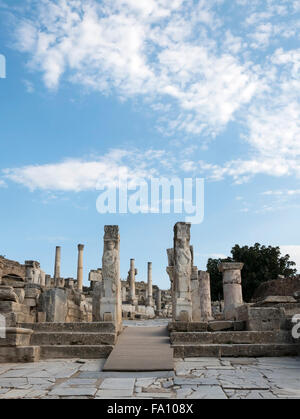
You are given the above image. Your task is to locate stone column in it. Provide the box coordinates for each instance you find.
[191,266,201,321]
[95,226,122,331]
[156,288,162,315]
[218,262,244,320]
[129,259,138,306]
[147,262,153,307]
[54,246,61,280]
[77,244,84,292]
[166,248,175,321]
[198,270,213,321]
[122,286,127,302]
[173,222,193,322]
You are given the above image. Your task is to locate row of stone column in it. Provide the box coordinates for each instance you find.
[54,244,84,292]
[125,259,154,308]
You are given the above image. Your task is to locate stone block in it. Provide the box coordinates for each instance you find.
[235,305,285,331]
[0,286,18,302]
[0,301,24,313]
[0,327,33,347]
[0,346,40,363]
[24,298,37,307]
[294,291,300,301]
[104,313,113,322]
[37,312,46,323]
[24,287,41,299]
[14,288,25,304]
[40,289,68,322]
[254,296,297,306]
[208,321,234,332]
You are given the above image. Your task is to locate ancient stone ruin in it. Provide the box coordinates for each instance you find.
[0,222,299,364]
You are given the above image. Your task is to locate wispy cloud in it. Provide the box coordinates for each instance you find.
[3,0,300,184]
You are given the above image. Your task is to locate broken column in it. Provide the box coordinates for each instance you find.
[88,268,102,290]
[77,244,84,292]
[54,246,61,280]
[128,259,138,306]
[95,226,122,331]
[147,262,153,307]
[198,270,213,321]
[173,222,193,322]
[218,262,244,320]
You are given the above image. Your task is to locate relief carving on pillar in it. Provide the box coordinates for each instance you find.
[174,223,192,282]
[102,226,120,298]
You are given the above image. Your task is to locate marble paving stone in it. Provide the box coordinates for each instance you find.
[0,389,33,399]
[176,388,193,399]
[135,378,156,387]
[0,366,14,375]
[0,388,9,395]
[24,389,48,399]
[271,386,300,395]
[100,378,135,390]
[49,387,97,397]
[28,377,56,385]
[77,372,102,379]
[62,378,98,386]
[187,385,227,399]
[135,392,174,399]
[174,377,219,386]
[0,378,29,388]
[96,389,134,398]
[225,390,277,399]
[79,360,106,371]
[0,370,30,378]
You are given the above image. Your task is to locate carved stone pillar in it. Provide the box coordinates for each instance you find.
[198,270,213,321]
[166,248,175,321]
[96,226,122,331]
[173,222,192,322]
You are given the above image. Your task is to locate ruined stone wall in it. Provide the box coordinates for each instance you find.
[0,256,26,283]
[252,277,300,301]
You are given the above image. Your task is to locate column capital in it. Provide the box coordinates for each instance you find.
[78,244,84,251]
[218,262,244,273]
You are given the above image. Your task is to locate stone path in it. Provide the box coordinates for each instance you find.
[0,357,299,399]
[103,326,173,371]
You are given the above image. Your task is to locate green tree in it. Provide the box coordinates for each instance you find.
[207,257,231,301]
[207,243,297,302]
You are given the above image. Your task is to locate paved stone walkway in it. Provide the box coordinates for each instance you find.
[0,357,299,399]
[103,326,173,371]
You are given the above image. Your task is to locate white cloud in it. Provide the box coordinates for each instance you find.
[2,150,157,192]
[11,0,259,138]
[5,0,300,184]
[0,179,7,188]
[280,245,300,271]
[262,189,300,196]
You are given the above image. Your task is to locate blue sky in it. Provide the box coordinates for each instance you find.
[0,0,300,289]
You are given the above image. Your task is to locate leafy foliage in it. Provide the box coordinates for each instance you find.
[207,243,297,302]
